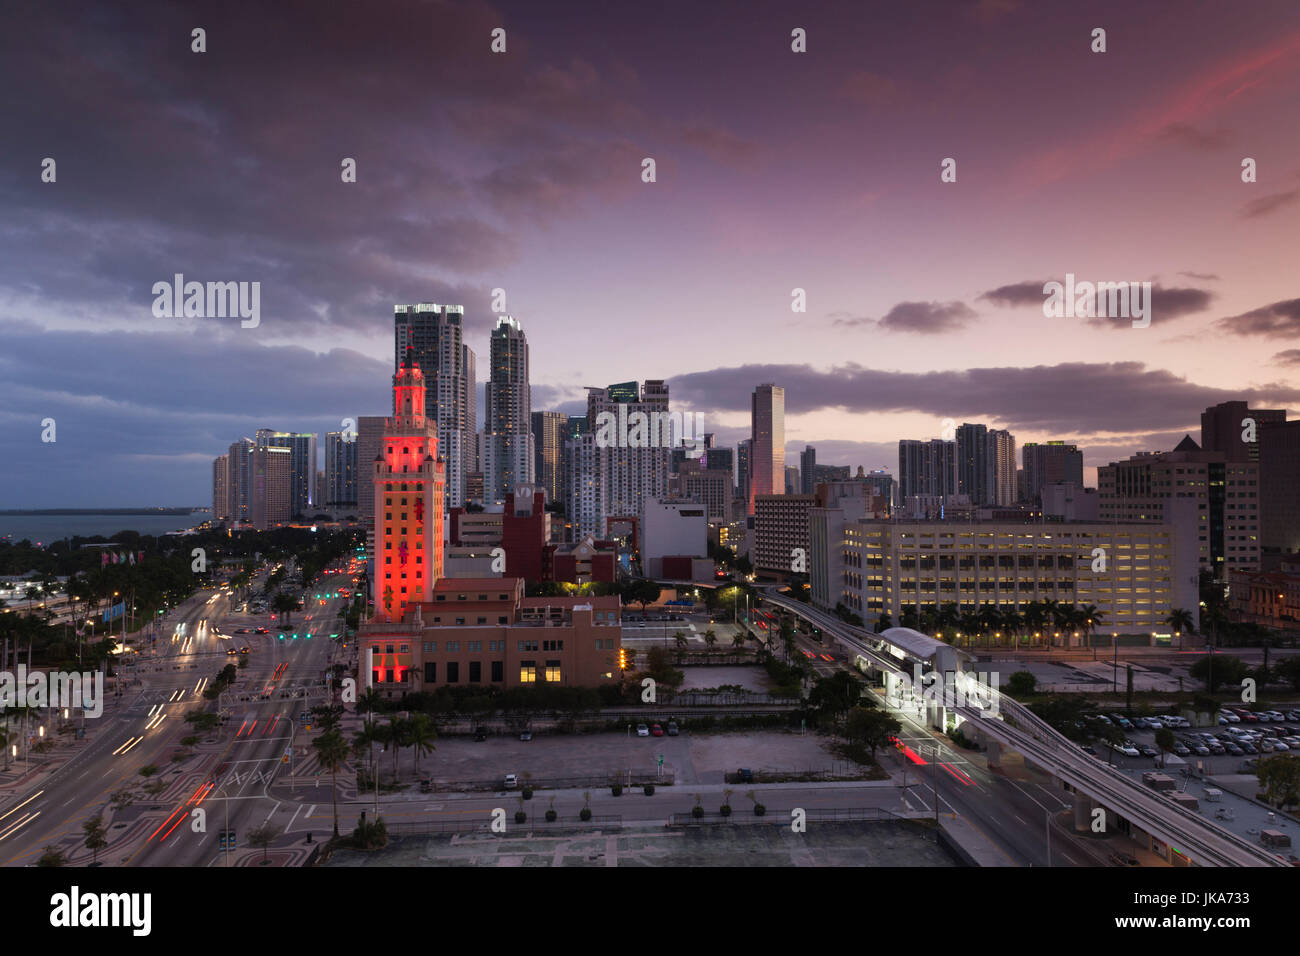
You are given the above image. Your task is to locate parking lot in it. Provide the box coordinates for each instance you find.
[1083,706,1300,775]
[424,728,844,787]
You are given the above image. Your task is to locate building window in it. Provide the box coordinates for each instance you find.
[447,641,459,652]
[520,661,537,683]
[477,617,487,625]
[424,662,436,683]
[499,616,508,625]
[469,661,481,683]
[491,660,504,682]
[446,661,460,683]
[544,661,561,683]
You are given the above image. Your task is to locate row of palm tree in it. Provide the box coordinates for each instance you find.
[876,600,1198,648]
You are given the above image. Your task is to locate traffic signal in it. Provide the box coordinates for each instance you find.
[618,648,628,670]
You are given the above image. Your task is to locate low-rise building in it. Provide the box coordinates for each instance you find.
[359,577,623,698]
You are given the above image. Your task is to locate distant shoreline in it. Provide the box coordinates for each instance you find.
[0,508,197,516]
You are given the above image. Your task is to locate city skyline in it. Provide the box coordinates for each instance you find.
[3,0,1299,508]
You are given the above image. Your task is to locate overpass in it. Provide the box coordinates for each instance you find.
[759,589,1287,867]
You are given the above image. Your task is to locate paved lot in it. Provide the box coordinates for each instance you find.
[325,820,959,867]
[677,665,772,692]
[426,729,843,786]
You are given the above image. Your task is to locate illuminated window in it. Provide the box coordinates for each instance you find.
[519,661,537,683]
[545,661,561,682]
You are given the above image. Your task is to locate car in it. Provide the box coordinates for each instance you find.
[1220,711,1241,723]
[1111,715,1133,730]
[666,721,679,736]
[226,648,238,656]
[1260,739,1276,752]
[1138,745,1158,758]
[1082,745,1099,756]
[1186,741,1210,756]
[519,731,533,742]
[1094,715,1112,725]
[1207,742,1226,755]
[1240,711,1260,722]
[1109,851,1140,866]
[255,627,269,634]
[1240,741,1258,754]
[636,723,649,737]
[651,723,664,737]
[1286,711,1300,722]
[1172,742,1191,756]
[503,774,517,789]
[1115,742,1140,757]
[1224,742,1244,756]
[239,646,250,654]
[474,731,487,742]
[1273,741,1291,751]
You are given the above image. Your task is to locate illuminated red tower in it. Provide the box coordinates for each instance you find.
[371,349,445,623]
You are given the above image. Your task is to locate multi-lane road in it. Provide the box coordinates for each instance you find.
[0,580,350,866]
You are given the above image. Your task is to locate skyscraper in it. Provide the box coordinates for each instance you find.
[989,429,1017,506]
[897,439,958,499]
[325,431,358,508]
[737,439,752,502]
[531,410,567,507]
[394,303,476,508]
[1201,400,1286,463]
[567,380,671,538]
[749,384,784,515]
[356,416,387,525]
[800,445,816,494]
[956,423,992,505]
[1022,441,1084,506]
[249,443,292,531]
[225,438,254,523]
[483,316,534,505]
[255,430,317,517]
[212,455,229,522]
[372,350,445,623]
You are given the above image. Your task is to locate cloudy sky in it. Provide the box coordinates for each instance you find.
[1,0,1298,507]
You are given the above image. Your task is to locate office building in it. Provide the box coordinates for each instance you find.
[784,466,800,495]
[325,431,358,508]
[737,439,752,503]
[1201,400,1285,463]
[817,519,1199,640]
[371,351,446,623]
[249,443,292,531]
[754,493,816,579]
[956,423,993,506]
[705,447,734,483]
[356,416,387,524]
[255,430,317,517]
[800,446,816,494]
[1022,441,1084,506]
[642,499,710,579]
[749,384,785,514]
[898,439,958,500]
[1259,418,1300,555]
[394,303,476,508]
[483,316,533,505]
[531,410,567,508]
[1098,436,1259,577]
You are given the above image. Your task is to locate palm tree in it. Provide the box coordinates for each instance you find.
[673,631,688,651]
[271,592,298,628]
[352,721,383,787]
[1165,608,1195,647]
[312,730,350,837]
[407,713,437,775]
[702,629,718,654]
[23,584,40,616]
[388,716,409,777]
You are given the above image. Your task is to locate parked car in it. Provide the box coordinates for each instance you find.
[1115,742,1140,757]
[666,721,679,736]
[636,723,649,737]
[1138,745,1158,758]
[1240,741,1258,754]
[1207,742,1226,755]
[1109,851,1140,866]
[1224,742,1244,756]
[1111,715,1133,730]
[1186,741,1210,756]
[519,731,533,742]
[651,723,664,737]
[1172,742,1191,756]
[503,774,518,789]
[1220,711,1241,723]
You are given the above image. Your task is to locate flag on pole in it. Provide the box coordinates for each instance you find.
[101,552,109,568]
